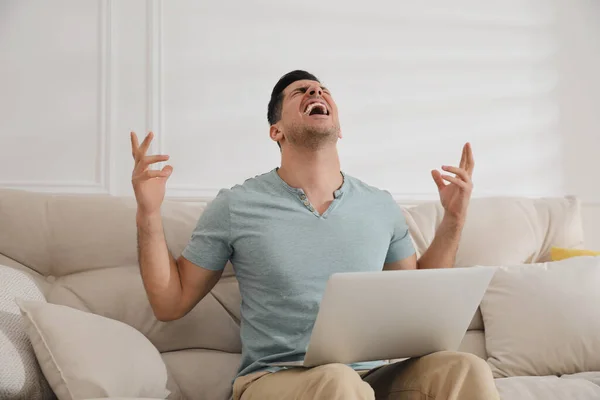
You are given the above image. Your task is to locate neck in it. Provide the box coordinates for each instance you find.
[277,144,343,198]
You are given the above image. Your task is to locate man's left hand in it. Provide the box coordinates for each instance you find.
[431,142,475,223]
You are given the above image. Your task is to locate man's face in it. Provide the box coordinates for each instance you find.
[275,79,341,150]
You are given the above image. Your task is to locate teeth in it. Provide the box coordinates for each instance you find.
[304,102,327,115]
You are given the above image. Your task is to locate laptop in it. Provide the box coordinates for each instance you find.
[270,266,496,368]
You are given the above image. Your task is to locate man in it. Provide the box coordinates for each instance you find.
[131,70,499,400]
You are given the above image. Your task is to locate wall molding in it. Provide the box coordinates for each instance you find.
[0,0,112,194]
[98,0,112,194]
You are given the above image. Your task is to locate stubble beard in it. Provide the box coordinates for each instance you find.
[285,122,341,151]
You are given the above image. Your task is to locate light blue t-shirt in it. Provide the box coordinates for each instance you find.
[181,168,415,378]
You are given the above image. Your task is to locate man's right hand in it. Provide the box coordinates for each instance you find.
[131,131,222,322]
[131,131,172,216]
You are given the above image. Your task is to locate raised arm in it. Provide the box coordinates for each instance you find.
[385,143,474,270]
[131,131,222,321]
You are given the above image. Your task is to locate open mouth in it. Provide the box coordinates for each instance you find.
[304,102,329,116]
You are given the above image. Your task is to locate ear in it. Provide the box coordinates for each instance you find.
[270,124,283,143]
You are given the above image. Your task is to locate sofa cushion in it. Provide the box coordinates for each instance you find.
[17,300,171,400]
[458,330,487,359]
[162,349,241,400]
[495,376,600,400]
[404,196,583,265]
[0,189,205,277]
[562,372,600,387]
[480,256,600,378]
[45,267,241,354]
[0,190,55,276]
[467,308,483,330]
[0,265,54,400]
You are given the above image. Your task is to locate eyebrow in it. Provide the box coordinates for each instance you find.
[290,85,330,95]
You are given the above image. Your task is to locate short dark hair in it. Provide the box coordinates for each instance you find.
[267,70,320,126]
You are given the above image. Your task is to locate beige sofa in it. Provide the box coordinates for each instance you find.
[1,187,599,400]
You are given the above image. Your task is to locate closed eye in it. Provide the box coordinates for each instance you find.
[289,86,331,98]
[292,87,308,97]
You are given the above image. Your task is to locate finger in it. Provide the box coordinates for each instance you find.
[130,132,140,160]
[441,165,470,183]
[459,143,468,170]
[441,174,469,190]
[431,170,446,191]
[136,168,171,180]
[161,165,173,177]
[139,132,154,159]
[138,154,170,169]
[466,142,475,175]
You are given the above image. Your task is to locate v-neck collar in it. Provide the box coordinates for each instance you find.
[271,168,348,218]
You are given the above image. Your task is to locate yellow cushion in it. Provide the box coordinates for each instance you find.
[551,247,600,261]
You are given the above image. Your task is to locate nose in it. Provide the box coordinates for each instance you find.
[308,85,322,97]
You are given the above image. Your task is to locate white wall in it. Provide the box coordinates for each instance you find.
[555,0,600,249]
[0,0,110,192]
[0,0,598,247]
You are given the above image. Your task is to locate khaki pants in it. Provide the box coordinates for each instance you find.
[233,351,499,400]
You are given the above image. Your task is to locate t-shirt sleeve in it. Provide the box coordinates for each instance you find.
[181,189,232,271]
[385,195,416,264]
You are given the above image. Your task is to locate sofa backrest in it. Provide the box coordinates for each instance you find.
[0,188,584,356]
[405,196,584,265]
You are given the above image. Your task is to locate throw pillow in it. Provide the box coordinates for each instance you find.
[480,256,600,378]
[551,246,600,261]
[17,299,170,400]
[0,264,55,400]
